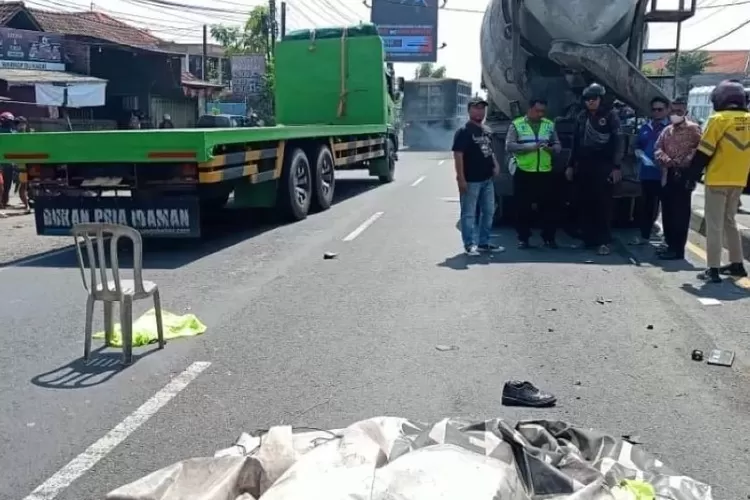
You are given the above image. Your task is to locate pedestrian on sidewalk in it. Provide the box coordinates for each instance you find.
[452,96,504,256]
[506,98,562,249]
[565,83,624,256]
[688,80,750,282]
[632,96,670,246]
[0,111,15,209]
[13,116,30,210]
[653,97,702,260]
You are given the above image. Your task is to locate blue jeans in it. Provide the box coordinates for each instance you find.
[459,179,495,248]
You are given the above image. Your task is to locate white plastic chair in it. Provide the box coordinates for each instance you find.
[72,223,164,365]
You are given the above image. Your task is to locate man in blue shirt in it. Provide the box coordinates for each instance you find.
[632,96,670,245]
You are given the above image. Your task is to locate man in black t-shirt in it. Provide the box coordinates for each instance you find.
[452,97,504,255]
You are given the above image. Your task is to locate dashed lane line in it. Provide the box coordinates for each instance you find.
[410,176,426,187]
[22,361,212,500]
[342,212,384,242]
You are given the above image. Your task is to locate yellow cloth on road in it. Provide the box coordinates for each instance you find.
[612,479,655,500]
[93,308,206,347]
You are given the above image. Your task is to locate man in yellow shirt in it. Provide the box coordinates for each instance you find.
[688,80,750,282]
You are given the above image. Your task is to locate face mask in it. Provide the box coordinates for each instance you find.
[670,114,684,124]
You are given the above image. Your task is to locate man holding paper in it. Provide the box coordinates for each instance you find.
[632,96,670,245]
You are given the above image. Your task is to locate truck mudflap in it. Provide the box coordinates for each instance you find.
[547,40,668,115]
[34,196,201,238]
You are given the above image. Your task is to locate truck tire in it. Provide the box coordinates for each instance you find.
[312,145,336,211]
[378,138,396,183]
[278,147,312,221]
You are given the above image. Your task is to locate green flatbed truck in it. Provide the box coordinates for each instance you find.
[2,24,401,238]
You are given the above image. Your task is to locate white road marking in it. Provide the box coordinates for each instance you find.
[438,160,445,165]
[0,245,75,273]
[440,197,459,202]
[698,298,722,306]
[410,176,426,187]
[343,212,384,241]
[22,361,212,500]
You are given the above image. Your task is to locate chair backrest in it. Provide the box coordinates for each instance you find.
[71,223,144,297]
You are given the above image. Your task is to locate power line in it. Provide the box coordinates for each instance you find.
[691,16,750,49]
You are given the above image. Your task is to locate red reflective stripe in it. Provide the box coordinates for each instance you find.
[4,153,48,160]
[148,151,197,159]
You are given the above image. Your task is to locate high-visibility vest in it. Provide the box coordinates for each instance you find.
[511,117,555,172]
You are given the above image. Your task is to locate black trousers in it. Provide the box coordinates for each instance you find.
[513,170,557,242]
[661,172,692,256]
[577,166,614,247]
[1,165,13,205]
[639,179,662,239]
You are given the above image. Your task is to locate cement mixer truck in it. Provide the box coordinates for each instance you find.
[480,0,696,225]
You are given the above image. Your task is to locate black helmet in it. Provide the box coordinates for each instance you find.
[467,96,488,110]
[711,80,746,110]
[582,83,606,99]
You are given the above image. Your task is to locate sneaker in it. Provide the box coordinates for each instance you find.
[478,243,505,253]
[501,381,557,408]
[464,245,480,256]
[719,263,748,277]
[697,268,722,283]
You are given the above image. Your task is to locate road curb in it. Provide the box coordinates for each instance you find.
[690,207,750,261]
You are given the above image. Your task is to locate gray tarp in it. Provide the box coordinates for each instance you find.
[107,417,713,500]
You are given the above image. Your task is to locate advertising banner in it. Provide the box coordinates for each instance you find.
[370,0,438,63]
[34,196,201,237]
[230,54,266,97]
[0,28,65,71]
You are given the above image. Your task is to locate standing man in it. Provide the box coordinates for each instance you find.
[565,83,624,255]
[452,96,504,255]
[688,80,750,282]
[158,114,174,128]
[506,98,562,248]
[653,97,702,260]
[0,111,16,209]
[632,96,670,245]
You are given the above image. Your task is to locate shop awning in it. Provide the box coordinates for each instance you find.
[0,69,107,108]
[0,68,106,85]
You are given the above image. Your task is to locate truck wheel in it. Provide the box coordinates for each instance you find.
[279,147,312,220]
[312,145,336,211]
[378,138,396,183]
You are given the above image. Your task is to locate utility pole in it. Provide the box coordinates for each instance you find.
[280,2,287,39]
[269,0,277,54]
[202,24,208,80]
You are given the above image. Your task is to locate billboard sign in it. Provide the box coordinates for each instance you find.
[370,0,438,63]
[0,28,65,71]
[230,54,266,97]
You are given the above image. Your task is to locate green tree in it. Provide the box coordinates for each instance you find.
[211,5,275,122]
[415,62,446,78]
[665,50,713,79]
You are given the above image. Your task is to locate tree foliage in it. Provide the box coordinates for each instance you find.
[665,51,713,78]
[415,62,446,78]
[210,5,275,123]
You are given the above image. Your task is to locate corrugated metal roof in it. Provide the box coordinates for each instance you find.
[0,68,106,84]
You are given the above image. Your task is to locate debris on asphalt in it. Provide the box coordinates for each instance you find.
[707,349,735,367]
[621,434,643,445]
[691,349,704,361]
[595,297,613,305]
[323,252,338,260]
[435,344,458,352]
[546,307,557,312]
[698,298,722,306]
[547,328,554,332]
[584,259,594,264]
[574,380,582,386]
[646,324,654,330]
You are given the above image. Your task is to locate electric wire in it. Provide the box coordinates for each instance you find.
[691,16,750,49]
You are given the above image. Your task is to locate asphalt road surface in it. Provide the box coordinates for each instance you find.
[1,151,749,500]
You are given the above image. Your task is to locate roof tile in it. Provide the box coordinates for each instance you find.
[644,50,750,74]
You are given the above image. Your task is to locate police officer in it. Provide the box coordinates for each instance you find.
[565,83,624,255]
[506,98,562,248]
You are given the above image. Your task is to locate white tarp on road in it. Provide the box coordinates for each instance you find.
[106,416,713,500]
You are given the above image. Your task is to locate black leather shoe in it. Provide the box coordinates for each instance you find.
[698,268,722,283]
[501,381,557,408]
[719,263,748,277]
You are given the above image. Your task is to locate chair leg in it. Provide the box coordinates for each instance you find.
[83,295,95,362]
[120,296,133,365]
[153,289,165,349]
[103,301,115,347]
